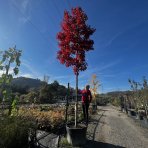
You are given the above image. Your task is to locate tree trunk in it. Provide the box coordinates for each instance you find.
[75,73,78,127]
[65,83,69,123]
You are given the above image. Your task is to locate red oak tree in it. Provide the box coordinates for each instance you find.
[57,7,95,126]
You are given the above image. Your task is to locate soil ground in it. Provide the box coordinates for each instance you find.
[84,104,148,148]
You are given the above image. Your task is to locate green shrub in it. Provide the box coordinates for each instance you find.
[111,98,120,107]
[0,116,35,148]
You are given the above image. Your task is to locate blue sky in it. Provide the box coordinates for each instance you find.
[0,0,148,93]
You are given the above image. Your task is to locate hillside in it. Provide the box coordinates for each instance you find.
[12,77,43,89]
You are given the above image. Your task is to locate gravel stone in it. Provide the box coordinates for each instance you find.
[84,105,148,148]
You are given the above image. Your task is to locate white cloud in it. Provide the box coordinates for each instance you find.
[47,74,74,85]
[52,75,73,80]
[22,62,35,74]
[19,16,30,24]
[18,73,34,78]
[19,0,30,24]
[0,67,32,79]
[0,68,14,76]
[102,20,147,51]
[102,31,123,49]
[21,60,42,79]
[0,36,8,41]
[11,0,31,25]
[21,0,29,11]
[101,74,116,78]
[63,60,121,90]
[75,60,120,81]
[0,70,4,77]
[98,60,121,72]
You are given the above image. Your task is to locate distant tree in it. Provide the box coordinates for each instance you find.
[57,7,95,127]
[26,91,39,103]
[39,84,53,103]
[90,74,101,110]
[48,80,68,99]
[47,81,59,98]
[11,84,29,94]
[128,79,142,111]
[0,46,21,115]
[42,75,50,86]
[51,80,59,89]
[57,85,67,96]
[90,74,99,102]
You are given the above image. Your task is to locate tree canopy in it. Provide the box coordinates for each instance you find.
[57,7,95,75]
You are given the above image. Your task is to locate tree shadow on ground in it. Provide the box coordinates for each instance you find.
[85,111,126,148]
[97,113,107,117]
[88,111,105,141]
[83,140,126,148]
[89,119,107,126]
[98,109,109,112]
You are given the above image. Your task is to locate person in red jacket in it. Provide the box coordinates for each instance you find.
[81,85,92,124]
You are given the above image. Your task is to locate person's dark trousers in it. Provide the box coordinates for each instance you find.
[82,103,89,124]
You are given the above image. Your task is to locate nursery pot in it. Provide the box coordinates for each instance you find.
[128,109,136,116]
[143,117,148,124]
[131,110,136,116]
[92,104,97,113]
[136,113,143,120]
[66,124,87,146]
[128,110,132,116]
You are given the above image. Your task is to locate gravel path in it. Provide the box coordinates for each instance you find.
[85,105,148,148]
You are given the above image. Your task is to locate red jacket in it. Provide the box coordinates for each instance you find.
[81,89,92,104]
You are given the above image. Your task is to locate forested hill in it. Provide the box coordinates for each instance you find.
[10,77,69,102]
[11,77,42,90]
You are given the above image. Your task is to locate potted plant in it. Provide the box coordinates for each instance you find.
[141,76,148,124]
[56,7,95,146]
[128,79,143,119]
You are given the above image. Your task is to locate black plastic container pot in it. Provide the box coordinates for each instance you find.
[143,117,148,124]
[136,113,143,120]
[66,124,87,146]
[128,109,136,116]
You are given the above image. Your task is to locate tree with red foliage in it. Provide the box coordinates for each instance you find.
[57,7,95,127]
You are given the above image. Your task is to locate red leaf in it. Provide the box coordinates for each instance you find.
[57,7,95,75]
